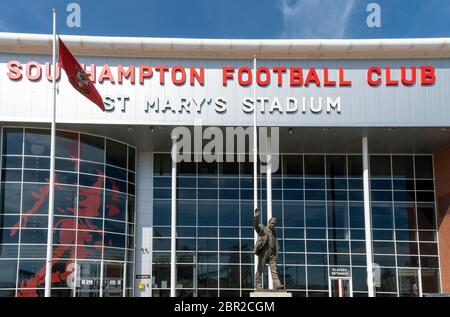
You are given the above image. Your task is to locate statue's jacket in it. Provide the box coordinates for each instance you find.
[253,212,280,263]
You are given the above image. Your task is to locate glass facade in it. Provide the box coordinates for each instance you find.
[369,155,440,296]
[0,128,136,297]
[152,153,440,297]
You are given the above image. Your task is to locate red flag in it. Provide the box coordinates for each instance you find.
[58,38,105,111]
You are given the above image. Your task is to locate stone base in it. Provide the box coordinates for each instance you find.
[250,290,292,297]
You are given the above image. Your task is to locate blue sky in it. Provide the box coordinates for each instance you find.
[0,0,450,39]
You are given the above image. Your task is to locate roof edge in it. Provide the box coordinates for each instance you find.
[1,32,450,59]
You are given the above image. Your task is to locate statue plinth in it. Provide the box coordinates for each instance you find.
[250,290,292,297]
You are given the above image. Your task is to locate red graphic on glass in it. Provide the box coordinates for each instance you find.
[9,167,122,297]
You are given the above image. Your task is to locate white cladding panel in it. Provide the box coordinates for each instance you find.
[0,54,449,127]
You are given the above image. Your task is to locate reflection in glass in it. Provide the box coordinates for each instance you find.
[25,129,50,156]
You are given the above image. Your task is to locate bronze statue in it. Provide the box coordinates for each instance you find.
[253,208,283,290]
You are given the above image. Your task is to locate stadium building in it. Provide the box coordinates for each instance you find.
[0,33,449,297]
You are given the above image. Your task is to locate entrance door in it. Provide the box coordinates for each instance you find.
[76,262,101,297]
[103,262,124,297]
[398,269,421,297]
[329,278,353,297]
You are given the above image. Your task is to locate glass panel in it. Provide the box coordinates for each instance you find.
[106,139,127,169]
[305,202,326,227]
[177,200,196,226]
[128,147,136,172]
[284,201,304,227]
[17,260,46,294]
[307,266,328,290]
[392,156,414,179]
[80,134,104,163]
[76,261,101,297]
[0,215,20,228]
[2,128,23,155]
[103,262,123,297]
[177,264,194,288]
[55,171,78,185]
[327,202,348,228]
[55,158,78,172]
[372,203,393,229]
[373,242,395,254]
[198,201,217,226]
[348,156,362,177]
[414,156,433,178]
[54,185,77,216]
[352,267,368,292]
[370,156,391,178]
[396,242,418,254]
[415,180,434,191]
[80,161,104,175]
[219,265,240,288]
[24,129,50,156]
[394,203,416,230]
[22,184,49,215]
[421,269,440,294]
[105,190,126,221]
[219,201,239,226]
[417,204,436,229]
[198,162,217,175]
[396,255,419,267]
[2,156,22,168]
[197,265,218,288]
[154,154,171,176]
[283,155,303,177]
[398,269,420,297]
[393,179,414,191]
[285,266,306,289]
[153,200,170,226]
[376,268,397,293]
[349,203,364,228]
[2,167,22,183]
[219,161,239,176]
[0,183,21,214]
[0,260,18,289]
[106,165,127,181]
[304,155,324,177]
[77,186,104,219]
[326,155,347,177]
[56,131,79,159]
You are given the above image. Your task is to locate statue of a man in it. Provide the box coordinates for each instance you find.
[253,208,283,290]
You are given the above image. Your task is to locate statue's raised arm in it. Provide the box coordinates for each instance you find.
[253,208,262,234]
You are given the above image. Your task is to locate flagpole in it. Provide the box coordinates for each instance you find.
[45,7,57,297]
[253,55,258,282]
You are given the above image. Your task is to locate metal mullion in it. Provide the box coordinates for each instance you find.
[280,154,286,291]
[14,128,25,297]
[390,155,400,297]
[72,132,81,297]
[324,154,330,296]
[346,155,354,296]
[412,155,422,297]
[122,145,129,298]
[99,138,106,297]
[430,153,443,294]
[238,155,242,296]
[303,154,309,296]
[194,159,198,297]
[216,160,219,295]
[129,148,137,298]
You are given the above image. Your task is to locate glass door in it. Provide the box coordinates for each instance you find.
[398,269,420,297]
[76,261,101,297]
[103,262,124,297]
[329,278,353,297]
